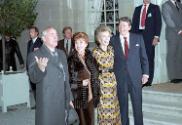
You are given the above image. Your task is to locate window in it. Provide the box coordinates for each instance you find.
[87,0,119,43]
[101,0,119,34]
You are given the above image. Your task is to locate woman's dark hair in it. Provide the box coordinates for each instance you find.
[73,32,89,44]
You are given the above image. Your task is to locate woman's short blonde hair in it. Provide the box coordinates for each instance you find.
[95,25,112,45]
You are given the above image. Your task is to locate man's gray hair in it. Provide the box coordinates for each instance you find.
[41,26,55,40]
[41,28,48,39]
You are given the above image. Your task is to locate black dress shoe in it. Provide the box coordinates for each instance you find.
[171,79,182,83]
[31,106,36,110]
[142,82,152,88]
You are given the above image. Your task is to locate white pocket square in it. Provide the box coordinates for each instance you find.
[148,13,152,17]
[136,44,140,46]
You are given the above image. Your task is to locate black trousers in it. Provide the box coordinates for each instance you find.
[145,45,155,84]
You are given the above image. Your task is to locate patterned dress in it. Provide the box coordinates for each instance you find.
[93,46,121,125]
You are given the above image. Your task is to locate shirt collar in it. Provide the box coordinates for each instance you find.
[120,33,129,40]
[143,3,150,6]
[170,0,176,4]
[32,37,38,43]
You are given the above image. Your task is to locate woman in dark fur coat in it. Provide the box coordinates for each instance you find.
[68,32,100,125]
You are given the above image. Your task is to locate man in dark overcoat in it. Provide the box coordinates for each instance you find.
[27,27,73,125]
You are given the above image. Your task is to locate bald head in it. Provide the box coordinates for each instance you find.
[42,27,58,50]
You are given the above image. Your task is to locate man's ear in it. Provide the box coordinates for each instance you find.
[129,25,132,31]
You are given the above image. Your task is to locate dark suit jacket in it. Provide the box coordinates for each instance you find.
[0,39,24,71]
[110,33,149,88]
[56,39,74,57]
[26,37,43,70]
[27,37,43,54]
[131,3,162,46]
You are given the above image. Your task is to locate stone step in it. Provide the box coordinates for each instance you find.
[142,90,182,116]
[129,100,182,117]
[129,89,182,125]
[129,111,182,125]
[142,90,182,105]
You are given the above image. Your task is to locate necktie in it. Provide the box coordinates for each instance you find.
[124,37,129,59]
[66,40,69,54]
[52,51,57,56]
[175,2,180,11]
[29,40,34,52]
[141,4,147,27]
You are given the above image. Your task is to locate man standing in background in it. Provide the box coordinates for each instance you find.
[162,0,182,83]
[131,0,162,86]
[57,26,73,57]
[27,26,43,108]
[0,33,24,71]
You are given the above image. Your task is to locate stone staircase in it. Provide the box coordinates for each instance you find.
[129,89,182,125]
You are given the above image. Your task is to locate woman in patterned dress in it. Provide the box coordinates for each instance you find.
[93,25,121,125]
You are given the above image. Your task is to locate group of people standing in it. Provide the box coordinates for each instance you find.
[27,17,149,125]
[26,0,182,125]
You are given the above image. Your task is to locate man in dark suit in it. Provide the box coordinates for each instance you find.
[56,26,73,57]
[110,17,149,125]
[27,26,43,54]
[131,0,162,86]
[0,34,24,71]
[27,26,43,107]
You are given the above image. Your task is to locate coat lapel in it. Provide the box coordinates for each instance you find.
[128,33,135,58]
[116,35,125,59]
[168,1,180,13]
[145,4,152,23]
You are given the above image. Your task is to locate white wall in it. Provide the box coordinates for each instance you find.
[18,0,88,62]
[17,0,169,83]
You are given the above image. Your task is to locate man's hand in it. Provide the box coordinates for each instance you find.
[152,37,159,46]
[142,75,149,84]
[178,30,182,36]
[35,56,48,72]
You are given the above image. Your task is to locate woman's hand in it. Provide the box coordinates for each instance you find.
[82,79,90,86]
[70,101,74,108]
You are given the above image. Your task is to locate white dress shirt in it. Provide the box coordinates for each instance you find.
[32,37,38,44]
[64,39,71,53]
[119,34,130,54]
